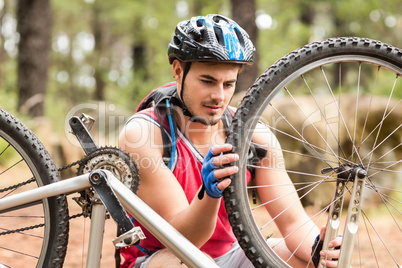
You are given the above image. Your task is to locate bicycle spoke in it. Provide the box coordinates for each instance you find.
[351,63,362,162]
[301,74,348,160]
[361,210,399,267]
[366,183,402,230]
[366,75,399,170]
[259,179,325,230]
[367,159,402,179]
[252,179,324,210]
[320,65,365,166]
[358,66,380,152]
[0,143,11,156]
[370,142,402,166]
[358,99,401,153]
[248,164,334,179]
[266,106,352,166]
[251,140,342,166]
[272,188,350,264]
[362,124,401,163]
[361,215,380,267]
[0,159,24,177]
[284,86,341,165]
[368,165,402,174]
[0,246,39,259]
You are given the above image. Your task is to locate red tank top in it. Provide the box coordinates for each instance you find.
[120,107,250,267]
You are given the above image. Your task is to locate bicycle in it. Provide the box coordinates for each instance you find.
[0,37,401,268]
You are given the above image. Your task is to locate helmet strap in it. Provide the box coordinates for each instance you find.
[179,62,194,118]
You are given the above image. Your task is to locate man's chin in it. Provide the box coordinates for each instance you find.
[189,115,221,126]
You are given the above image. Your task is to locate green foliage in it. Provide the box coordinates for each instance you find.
[256,0,402,72]
[0,0,401,135]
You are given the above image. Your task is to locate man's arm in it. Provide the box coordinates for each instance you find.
[252,123,319,265]
[253,123,342,267]
[119,118,236,248]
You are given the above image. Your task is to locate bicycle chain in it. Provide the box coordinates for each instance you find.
[0,213,84,236]
[0,156,89,237]
[0,146,138,237]
[0,177,36,193]
[0,152,92,194]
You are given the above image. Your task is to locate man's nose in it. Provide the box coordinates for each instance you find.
[210,85,225,102]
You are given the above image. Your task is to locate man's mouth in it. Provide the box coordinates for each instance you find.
[203,100,224,112]
[204,105,222,113]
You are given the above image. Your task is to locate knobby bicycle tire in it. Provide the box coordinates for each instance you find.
[224,37,402,267]
[0,108,69,267]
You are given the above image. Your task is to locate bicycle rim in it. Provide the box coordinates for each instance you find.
[225,37,402,267]
[0,109,69,267]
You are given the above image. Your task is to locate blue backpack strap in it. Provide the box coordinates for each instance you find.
[165,99,176,169]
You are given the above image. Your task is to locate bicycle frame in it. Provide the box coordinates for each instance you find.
[0,170,219,268]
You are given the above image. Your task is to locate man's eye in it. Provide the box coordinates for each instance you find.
[202,80,213,84]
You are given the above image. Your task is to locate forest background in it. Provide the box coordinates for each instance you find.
[1,0,402,158]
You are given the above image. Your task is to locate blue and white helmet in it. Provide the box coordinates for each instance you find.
[168,14,255,64]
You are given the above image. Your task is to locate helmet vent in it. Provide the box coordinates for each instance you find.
[173,36,181,46]
[196,19,204,27]
[234,28,245,47]
[213,27,225,46]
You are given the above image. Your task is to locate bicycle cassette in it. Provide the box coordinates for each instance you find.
[77,146,140,194]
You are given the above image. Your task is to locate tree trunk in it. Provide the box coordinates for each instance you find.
[131,17,148,100]
[17,0,51,117]
[231,0,259,93]
[92,2,107,100]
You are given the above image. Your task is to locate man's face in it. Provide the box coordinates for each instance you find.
[179,61,240,126]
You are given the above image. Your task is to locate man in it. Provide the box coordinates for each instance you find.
[119,14,341,268]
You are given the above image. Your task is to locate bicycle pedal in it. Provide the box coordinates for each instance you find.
[113,226,146,248]
[79,113,95,131]
[68,113,95,135]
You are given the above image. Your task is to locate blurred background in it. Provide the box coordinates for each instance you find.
[0,1,401,266]
[0,0,401,164]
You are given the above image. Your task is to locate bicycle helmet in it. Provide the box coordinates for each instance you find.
[168,14,255,64]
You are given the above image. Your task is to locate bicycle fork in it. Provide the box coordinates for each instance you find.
[320,165,367,268]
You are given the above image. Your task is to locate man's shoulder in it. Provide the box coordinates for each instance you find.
[121,111,164,149]
[125,107,160,127]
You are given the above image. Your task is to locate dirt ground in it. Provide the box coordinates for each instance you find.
[0,198,117,268]
[1,197,400,267]
[62,198,118,268]
[65,201,401,268]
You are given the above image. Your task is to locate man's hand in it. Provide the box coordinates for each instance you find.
[198,144,239,199]
[312,226,342,268]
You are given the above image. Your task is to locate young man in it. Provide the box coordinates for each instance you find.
[119,14,341,268]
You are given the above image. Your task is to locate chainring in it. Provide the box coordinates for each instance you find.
[77,146,140,194]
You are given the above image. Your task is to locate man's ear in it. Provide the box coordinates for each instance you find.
[172,60,183,84]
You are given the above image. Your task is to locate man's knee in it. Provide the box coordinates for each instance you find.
[147,249,214,268]
[147,249,187,268]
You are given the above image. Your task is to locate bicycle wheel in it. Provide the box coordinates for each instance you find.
[225,37,402,267]
[0,108,69,267]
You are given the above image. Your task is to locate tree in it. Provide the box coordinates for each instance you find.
[17,0,51,117]
[92,1,107,100]
[231,0,259,93]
